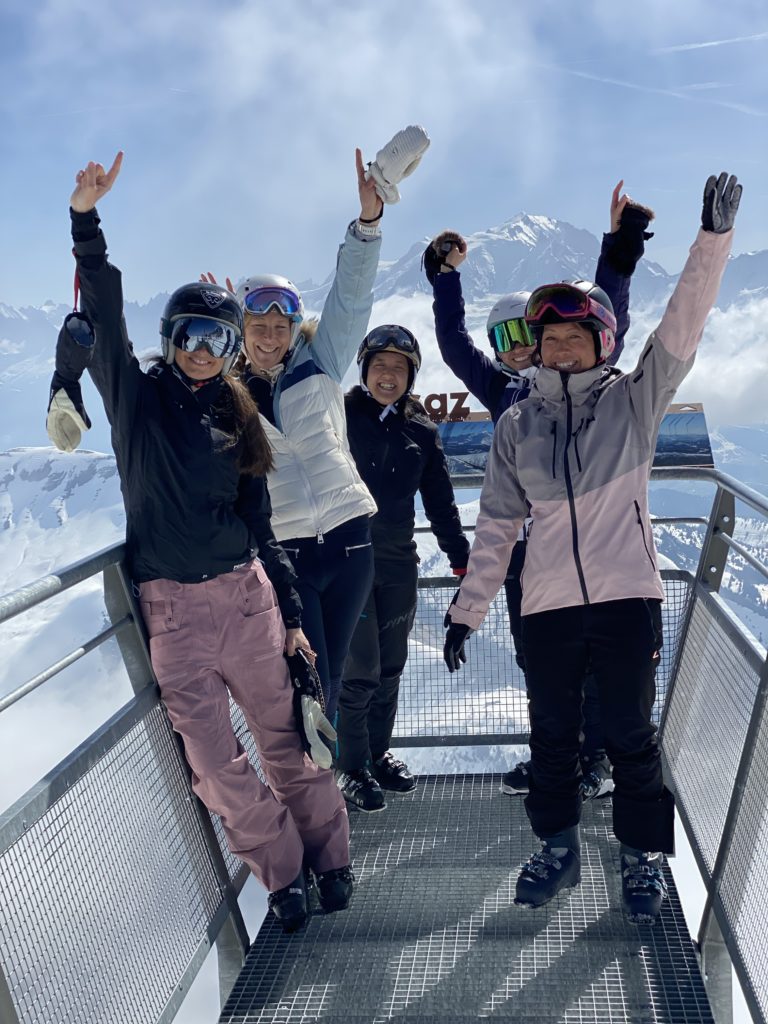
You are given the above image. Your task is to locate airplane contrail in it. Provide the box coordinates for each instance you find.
[654,30,768,53]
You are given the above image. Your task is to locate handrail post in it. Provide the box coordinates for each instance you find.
[698,914,733,1024]
[103,560,250,1004]
[0,968,20,1024]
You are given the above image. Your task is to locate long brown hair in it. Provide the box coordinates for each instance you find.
[144,356,274,477]
[219,373,274,477]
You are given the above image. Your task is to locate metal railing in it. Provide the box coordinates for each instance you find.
[0,467,767,1023]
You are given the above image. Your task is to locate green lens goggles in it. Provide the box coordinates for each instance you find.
[489,318,536,353]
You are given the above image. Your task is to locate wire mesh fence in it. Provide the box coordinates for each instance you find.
[0,701,222,1024]
[393,572,694,746]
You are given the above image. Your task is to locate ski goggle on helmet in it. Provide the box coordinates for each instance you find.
[525,281,617,362]
[170,317,242,359]
[357,325,422,372]
[486,292,535,353]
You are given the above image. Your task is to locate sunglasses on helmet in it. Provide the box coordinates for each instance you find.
[489,318,536,353]
[243,286,303,321]
[525,285,617,333]
[363,325,419,357]
[170,317,242,359]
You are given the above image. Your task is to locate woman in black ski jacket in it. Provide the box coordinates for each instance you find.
[336,326,470,812]
[59,153,352,935]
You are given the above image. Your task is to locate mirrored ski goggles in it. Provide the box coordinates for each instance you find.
[488,317,536,352]
[363,324,419,356]
[170,317,242,358]
[243,287,303,321]
[525,285,617,333]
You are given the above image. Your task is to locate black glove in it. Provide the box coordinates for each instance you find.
[444,622,472,672]
[605,200,656,276]
[285,649,336,769]
[444,585,463,628]
[701,172,742,234]
[46,312,96,452]
[422,230,465,286]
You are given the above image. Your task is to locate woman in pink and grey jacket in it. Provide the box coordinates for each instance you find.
[443,172,742,923]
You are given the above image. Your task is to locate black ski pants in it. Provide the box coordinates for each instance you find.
[521,598,674,854]
[505,539,606,763]
[282,516,374,723]
[336,559,418,771]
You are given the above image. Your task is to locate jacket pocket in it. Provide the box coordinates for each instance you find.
[634,500,657,571]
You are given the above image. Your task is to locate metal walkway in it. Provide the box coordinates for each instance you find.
[220,776,712,1024]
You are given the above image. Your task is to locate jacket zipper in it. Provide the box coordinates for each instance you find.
[563,380,589,604]
[634,499,657,570]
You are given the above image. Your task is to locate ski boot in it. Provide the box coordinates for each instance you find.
[268,870,309,933]
[315,865,355,913]
[620,846,668,924]
[580,755,615,801]
[501,759,531,795]
[515,826,581,908]
[373,752,417,792]
[337,768,386,812]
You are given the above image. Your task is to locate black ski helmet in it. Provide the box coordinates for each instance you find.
[357,325,422,394]
[160,283,244,374]
[525,280,616,364]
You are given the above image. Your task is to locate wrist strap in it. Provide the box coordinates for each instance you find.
[359,203,384,224]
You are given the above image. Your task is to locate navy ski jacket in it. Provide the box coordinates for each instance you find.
[432,232,632,423]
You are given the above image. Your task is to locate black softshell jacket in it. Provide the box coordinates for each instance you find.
[70,208,301,626]
[344,387,470,568]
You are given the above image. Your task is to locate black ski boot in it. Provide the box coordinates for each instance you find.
[515,826,581,908]
[501,759,531,794]
[620,846,668,924]
[373,752,417,792]
[268,870,309,933]
[315,865,355,913]
[337,768,386,812]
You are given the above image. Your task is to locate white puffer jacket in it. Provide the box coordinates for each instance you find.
[248,222,380,542]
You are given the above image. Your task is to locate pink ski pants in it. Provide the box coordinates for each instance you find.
[139,560,349,892]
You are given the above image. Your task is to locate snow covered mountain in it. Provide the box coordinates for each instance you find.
[5,208,768,454]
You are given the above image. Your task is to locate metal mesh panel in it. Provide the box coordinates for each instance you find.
[222,777,712,1023]
[662,596,762,874]
[0,703,222,1024]
[394,574,692,745]
[718,684,768,1022]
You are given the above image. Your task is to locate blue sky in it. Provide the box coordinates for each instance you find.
[2,0,768,308]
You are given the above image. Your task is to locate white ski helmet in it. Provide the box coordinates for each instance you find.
[486,291,534,357]
[236,274,305,347]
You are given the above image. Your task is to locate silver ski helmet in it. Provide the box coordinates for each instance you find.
[160,283,244,374]
[525,280,616,363]
[236,274,305,347]
[486,291,534,359]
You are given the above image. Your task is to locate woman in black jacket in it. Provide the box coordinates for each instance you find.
[336,326,470,811]
[63,153,352,934]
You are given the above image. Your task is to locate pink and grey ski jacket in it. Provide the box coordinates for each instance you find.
[450,228,733,628]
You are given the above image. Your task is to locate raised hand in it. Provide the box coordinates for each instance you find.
[422,230,467,286]
[200,271,235,294]
[70,152,123,213]
[610,180,629,234]
[701,172,742,234]
[356,147,383,223]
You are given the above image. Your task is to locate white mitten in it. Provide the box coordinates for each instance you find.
[366,125,430,204]
[46,383,92,453]
[301,695,337,770]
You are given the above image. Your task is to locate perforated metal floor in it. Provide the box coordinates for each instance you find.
[219,775,713,1024]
